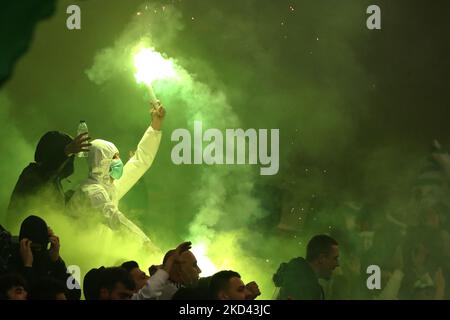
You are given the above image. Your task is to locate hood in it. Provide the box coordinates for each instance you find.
[35,131,74,178]
[19,215,48,247]
[88,139,119,185]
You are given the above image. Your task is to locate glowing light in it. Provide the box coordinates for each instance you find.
[191,243,218,277]
[133,48,177,86]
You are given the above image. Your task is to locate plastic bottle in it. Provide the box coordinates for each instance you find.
[77,120,88,157]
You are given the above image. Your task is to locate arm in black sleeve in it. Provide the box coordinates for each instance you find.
[48,256,69,284]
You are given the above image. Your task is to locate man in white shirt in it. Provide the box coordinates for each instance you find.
[130,241,198,300]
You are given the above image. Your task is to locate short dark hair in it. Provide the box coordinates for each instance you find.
[83,267,104,300]
[209,270,241,299]
[149,265,159,276]
[84,267,135,300]
[0,273,27,299]
[163,249,176,265]
[121,261,139,273]
[99,267,135,293]
[306,234,338,262]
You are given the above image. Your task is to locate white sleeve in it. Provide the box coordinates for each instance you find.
[115,125,162,201]
[132,269,170,300]
[88,186,151,243]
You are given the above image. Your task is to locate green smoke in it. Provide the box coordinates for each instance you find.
[1,0,448,300]
[84,2,276,295]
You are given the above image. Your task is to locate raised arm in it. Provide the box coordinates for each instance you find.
[115,102,166,200]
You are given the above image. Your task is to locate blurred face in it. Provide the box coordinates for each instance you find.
[176,251,202,285]
[7,286,27,300]
[100,282,134,300]
[217,277,247,300]
[317,245,340,280]
[129,267,149,291]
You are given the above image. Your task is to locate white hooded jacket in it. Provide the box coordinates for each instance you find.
[68,125,161,244]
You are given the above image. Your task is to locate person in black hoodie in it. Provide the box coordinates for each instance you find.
[6,131,90,227]
[273,234,339,300]
[6,215,80,300]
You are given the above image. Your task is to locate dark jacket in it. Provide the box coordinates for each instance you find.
[172,277,213,300]
[4,216,81,300]
[8,215,66,285]
[273,257,324,300]
[7,246,68,288]
[7,131,74,227]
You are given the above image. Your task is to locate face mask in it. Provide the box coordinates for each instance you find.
[109,158,124,180]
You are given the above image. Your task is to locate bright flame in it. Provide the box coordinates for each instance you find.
[191,243,218,277]
[133,48,177,86]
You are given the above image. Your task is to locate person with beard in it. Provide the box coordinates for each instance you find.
[138,241,201,300]
[6,215,80,300]
[6,131,90,227]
